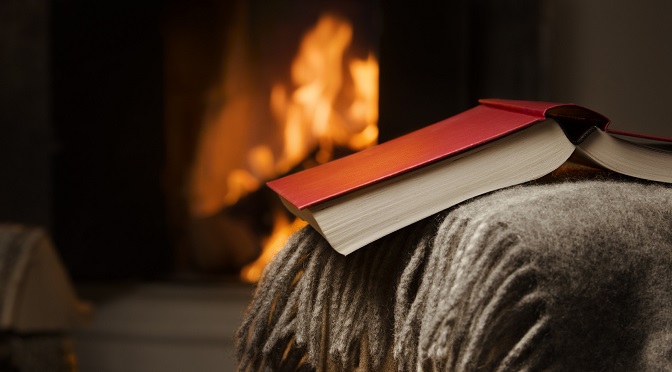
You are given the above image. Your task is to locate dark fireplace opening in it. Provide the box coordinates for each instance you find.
[44,0,542,282]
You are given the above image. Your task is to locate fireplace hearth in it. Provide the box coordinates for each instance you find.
[47,0,543,281]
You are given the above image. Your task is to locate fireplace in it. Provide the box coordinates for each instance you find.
[49,0,543,281]
[163,1,382,281]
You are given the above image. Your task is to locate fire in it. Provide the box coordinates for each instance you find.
[272,14,379,172]
[188,13,378,282]
[240,213,308,283]
[347,53,379,150]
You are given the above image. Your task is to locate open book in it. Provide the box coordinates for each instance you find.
[267,99,672,255]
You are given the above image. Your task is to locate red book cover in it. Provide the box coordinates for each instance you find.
[266,99,665,210]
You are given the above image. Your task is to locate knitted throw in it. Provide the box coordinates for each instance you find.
[237,180,672,371]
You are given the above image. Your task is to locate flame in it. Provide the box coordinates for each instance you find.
[190,14,378,216]
[239,14,378,282]
[347,53,379,149]
[188,13,378,281]
[272,14,379,171]
[240,213,307,283]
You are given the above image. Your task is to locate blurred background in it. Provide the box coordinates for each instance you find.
[1,0,671,370]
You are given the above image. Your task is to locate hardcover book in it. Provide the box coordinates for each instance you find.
[267,99,672,255]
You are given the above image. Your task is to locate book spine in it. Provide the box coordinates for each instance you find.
[478,98,561,118]
[480,98,616,144]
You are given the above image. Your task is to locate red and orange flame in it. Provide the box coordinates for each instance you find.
[189,14,378,282]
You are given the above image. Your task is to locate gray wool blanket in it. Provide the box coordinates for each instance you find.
[237,179,672,371]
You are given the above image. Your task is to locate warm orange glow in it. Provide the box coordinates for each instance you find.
[189,13,378,281]
[273,14,379,171]
[222,169,259,206]
[240,15,379,282]
[190,13,379,216]
[240,214,307,283]
[347,53,379,149]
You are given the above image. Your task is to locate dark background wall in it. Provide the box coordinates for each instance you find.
[1,0,169,280]
[547,0,672,138]
[49,1,169,280]
[378,0,543,141]
[0,0,51,228]
[1,0,670,280]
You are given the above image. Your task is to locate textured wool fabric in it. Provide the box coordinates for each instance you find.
[237,180,672,371]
